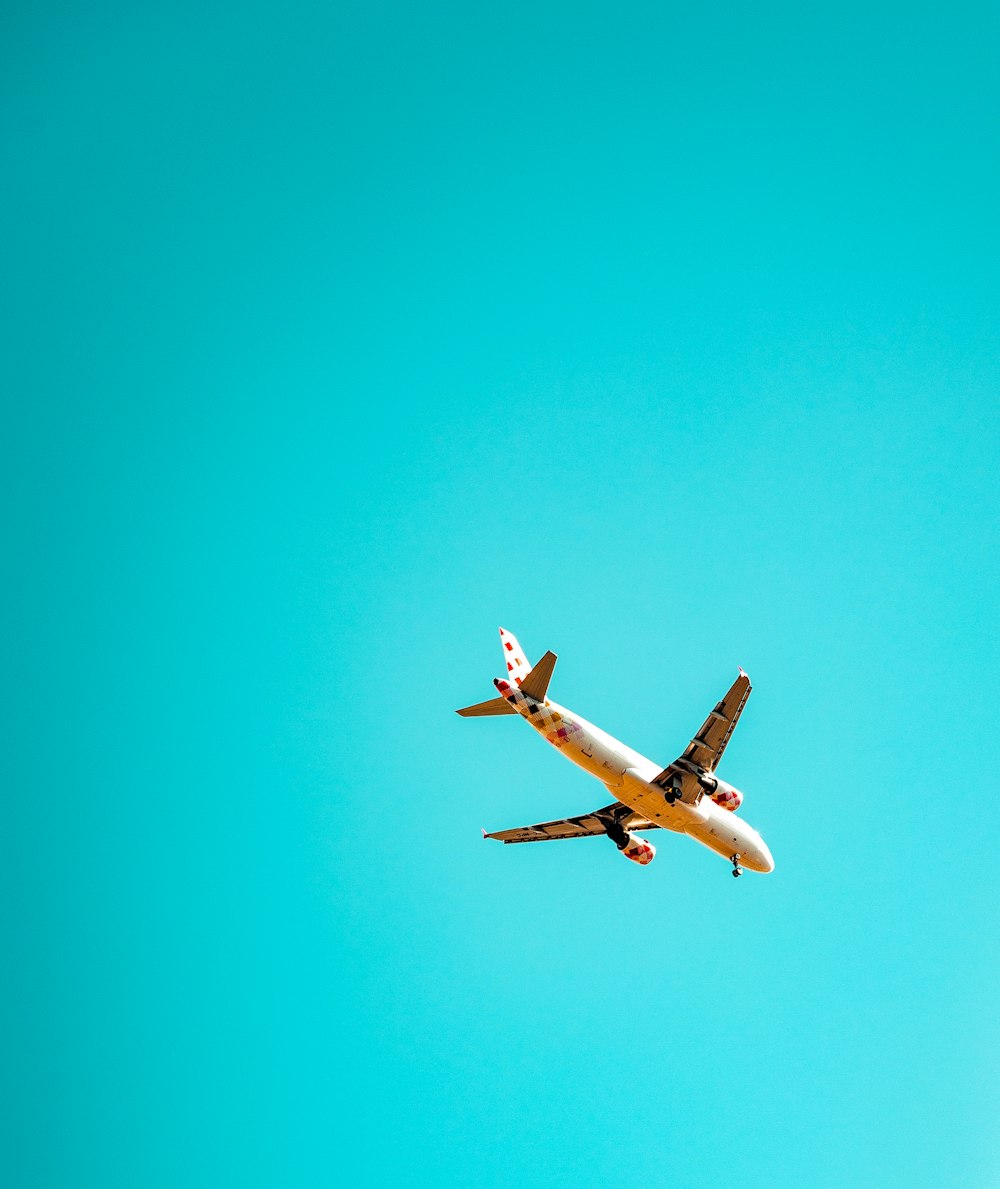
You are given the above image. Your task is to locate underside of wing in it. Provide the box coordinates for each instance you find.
[485,801,661,844]
[678,669,751,773]
[651,669,752,798]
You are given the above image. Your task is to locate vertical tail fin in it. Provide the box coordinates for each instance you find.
[519,651,557,701]
[499,627,532,686]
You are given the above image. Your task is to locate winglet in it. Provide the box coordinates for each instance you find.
[481,828,487,839]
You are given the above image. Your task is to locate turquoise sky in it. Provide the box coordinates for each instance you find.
[3,2,999,1186]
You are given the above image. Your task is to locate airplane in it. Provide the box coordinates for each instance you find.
[457,628,774,877]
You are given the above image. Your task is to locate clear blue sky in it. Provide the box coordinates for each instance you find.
[3,2,998,1186]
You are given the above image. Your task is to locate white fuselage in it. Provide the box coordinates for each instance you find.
[494,678,774,873]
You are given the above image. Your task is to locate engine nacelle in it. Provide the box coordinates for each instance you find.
[619,832,656,865]
[606,819,656,864]
[699,774,744,812]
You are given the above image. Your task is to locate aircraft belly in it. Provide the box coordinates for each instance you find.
[616,767,689,833]
[686,807,772,871]
[615,771,772,864]
[687,819,739,858]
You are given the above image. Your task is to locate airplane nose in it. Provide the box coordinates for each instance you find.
[758,842,775,873]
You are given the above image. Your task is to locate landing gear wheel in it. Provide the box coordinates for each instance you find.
[730,853,743,878]
[732,866,743,878]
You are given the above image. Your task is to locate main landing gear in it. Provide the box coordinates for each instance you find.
[730,854,744,878]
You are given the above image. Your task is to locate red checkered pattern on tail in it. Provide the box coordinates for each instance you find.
[622,835,656,865]
[499,627,531,686]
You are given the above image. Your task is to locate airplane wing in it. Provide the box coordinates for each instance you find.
[651,669,751,796]
[485,801,661,844]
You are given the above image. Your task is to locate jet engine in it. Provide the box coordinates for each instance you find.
[698,774,744,812]
[621,833,656,864]
[606,820,656,865]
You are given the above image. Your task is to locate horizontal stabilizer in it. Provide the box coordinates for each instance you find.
[520,650,557,701]
[456,696,517,717]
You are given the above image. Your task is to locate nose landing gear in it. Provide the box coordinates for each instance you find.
[730,854,744,878]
